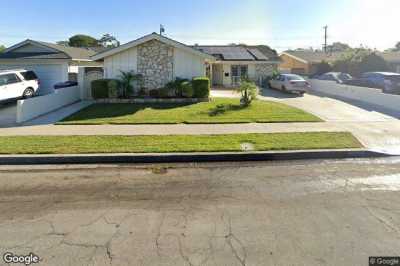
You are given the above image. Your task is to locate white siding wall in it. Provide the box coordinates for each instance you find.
[173,48,205,79]
[220,62,259,87]
[104,47,138,79]
[248,64,256,80]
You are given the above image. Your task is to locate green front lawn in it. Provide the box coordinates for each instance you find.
[58,98,321,125]
[0,132,361,154]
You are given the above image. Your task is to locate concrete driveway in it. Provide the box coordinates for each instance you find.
[212,87,398,122]
[0,102,17,128]
[259,88,398,122]
[1,159,400,266]
[211,88,400,154]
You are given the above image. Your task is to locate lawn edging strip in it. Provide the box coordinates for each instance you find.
[0,132,361,154]
[0,150,389,165]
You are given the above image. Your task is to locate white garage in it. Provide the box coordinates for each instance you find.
[0,39,102,95]
[0,61,68,95]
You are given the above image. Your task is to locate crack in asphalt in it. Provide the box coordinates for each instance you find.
[223,213,247,266]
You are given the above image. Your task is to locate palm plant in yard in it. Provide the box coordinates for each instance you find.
[118,70,137,98]
[237,80,258,106]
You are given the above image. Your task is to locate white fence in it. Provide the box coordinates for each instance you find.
[309,79,400,112]
[16,86,80,123]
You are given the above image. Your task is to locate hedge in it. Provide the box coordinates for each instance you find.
[91,79,120,99]
[181,81,194,98]
[192,77,210,98]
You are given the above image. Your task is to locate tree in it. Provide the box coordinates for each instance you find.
[98,34,120,48]
[68,34,98,48]
[359,53,388,74]
[315,61,332,75]
[0,45,5,53]
[332,49,388,77]
[327,42,351,52]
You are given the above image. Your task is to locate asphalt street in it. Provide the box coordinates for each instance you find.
[0,158,400,265]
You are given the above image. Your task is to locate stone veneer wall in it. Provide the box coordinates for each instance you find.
[137,40,174,90]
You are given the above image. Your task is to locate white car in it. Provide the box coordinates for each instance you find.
[0,69,39,102]
[269,74,311,95]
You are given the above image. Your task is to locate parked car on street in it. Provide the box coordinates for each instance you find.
[316,72,352,84]
[344,72,400,94]
[269,74,311,95]
[0,69,39,102]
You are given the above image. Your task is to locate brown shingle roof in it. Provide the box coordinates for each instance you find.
[0,40,97,60]
[35,41,97,60]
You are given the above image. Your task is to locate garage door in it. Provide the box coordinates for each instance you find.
[0,64,64,95]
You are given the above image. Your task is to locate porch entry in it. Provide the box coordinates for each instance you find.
[231,65,248,86]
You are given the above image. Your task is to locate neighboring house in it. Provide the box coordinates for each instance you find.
[380,52,400,73]
[0,40,102,94]
[92,33,278,89]
[280,51,345,76]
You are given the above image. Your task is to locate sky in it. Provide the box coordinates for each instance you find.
[1,0,399,52]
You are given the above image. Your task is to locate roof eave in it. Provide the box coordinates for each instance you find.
[91,33,215,61]
[214,60,279,64]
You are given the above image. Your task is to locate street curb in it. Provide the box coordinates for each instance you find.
[0,150,391,165]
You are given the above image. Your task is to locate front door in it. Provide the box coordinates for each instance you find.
[84,69,104,99]
[231,65,248,86]
[212,64,223,86]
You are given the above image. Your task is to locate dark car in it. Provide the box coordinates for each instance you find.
[345,72,400,94]
[316,72,353,84]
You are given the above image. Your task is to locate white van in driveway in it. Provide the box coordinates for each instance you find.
[0,69,40,102]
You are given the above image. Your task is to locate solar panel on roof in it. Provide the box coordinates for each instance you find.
[195,46,255,60]
[248,48,268,60]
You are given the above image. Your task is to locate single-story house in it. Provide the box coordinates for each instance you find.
[279,50,345,76]
[380,52,400,73]
[0,40,102,94]
[92,33,278,89]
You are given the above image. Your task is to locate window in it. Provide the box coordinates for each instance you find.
[20,71,38,81]
[240,65,248,78]
[286,75,305,81]
[231,65,239,77]
[325,74,336,81]
[0,73,20,86]
[231,65,248,85]
[0,76,6,86]
[68,73,78,82]
[338,73,352,80]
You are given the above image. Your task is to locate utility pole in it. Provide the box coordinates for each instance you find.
[323,25,328,53]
